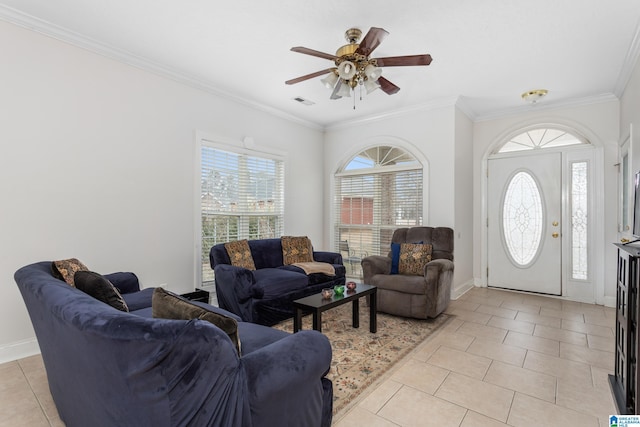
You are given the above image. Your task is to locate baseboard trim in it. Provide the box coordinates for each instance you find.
[451,280,475,300]
[603,295,616,308]
[0,338,40,365]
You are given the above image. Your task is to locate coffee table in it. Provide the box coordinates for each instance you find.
[292,283,377,333]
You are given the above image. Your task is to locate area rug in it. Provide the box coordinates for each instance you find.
[273,304,450,415]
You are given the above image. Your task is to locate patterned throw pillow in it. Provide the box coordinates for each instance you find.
[281,236,314,265]
[152,288,241,355]
[224,240,256,270]
[51,258,89,286]
[398,243,433,276]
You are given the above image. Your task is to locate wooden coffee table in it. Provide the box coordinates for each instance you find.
[292,283,377,333]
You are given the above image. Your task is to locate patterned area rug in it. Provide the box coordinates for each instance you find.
[273,304,450,415]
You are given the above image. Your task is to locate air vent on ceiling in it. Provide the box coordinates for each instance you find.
[293,96,315,106]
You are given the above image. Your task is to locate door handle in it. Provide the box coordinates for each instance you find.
[621,238,630,243]
[552,232,559,238]
[552,221,559,227]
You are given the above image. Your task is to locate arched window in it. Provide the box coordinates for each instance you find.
[334,146,423,278]
[498,128,588,153]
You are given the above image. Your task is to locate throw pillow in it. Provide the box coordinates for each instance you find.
[390,243,401,274]
[398,243,433,276]
[281,236,313,265]
[224,239,256,270]
[51,258,89,286]
[74,271,129,312]
[152,288,241,355]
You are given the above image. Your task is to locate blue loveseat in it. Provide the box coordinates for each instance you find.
[14,262,333,427]
[210,238,346,326]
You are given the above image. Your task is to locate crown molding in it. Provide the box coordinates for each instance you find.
[615,15,640,97]
[0,4,322,131]
[473,93,619,123]
[325,96,460,131]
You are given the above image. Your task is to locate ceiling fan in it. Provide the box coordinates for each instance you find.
[285,27,432,100]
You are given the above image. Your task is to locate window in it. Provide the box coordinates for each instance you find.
[571,161,588,280]
[498,128,586,153]
[200,142,284,283]
[334,146,423,278]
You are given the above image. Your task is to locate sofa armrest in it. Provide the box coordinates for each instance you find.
[313,251,342,265]
[424,258,454,280]
[361,255,391,283]
[103,272,140,294]
[424,258,454,317]
[242,330,332,426]
[213,264,261,322]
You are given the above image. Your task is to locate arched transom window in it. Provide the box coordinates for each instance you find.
[334,146,423,278]
[498,128,588,153]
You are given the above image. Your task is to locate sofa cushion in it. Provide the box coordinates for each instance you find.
[74,271,129,312]
[237,321,290,355]
[281,236,313,265]
[224,239,256,270]
[152,288,241,355]
[253,268,308,299]
[122,287,155,311]
[398,243,432,275]
[51,258,89,286]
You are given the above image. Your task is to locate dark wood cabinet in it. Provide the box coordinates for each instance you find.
[611,243,640,414]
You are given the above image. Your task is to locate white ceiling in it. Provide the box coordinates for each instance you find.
[2,0,639,128]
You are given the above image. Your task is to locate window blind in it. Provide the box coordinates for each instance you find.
[334,150,423,278]
[200,144,284,283]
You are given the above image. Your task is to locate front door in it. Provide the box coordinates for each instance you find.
[487,151,562,294]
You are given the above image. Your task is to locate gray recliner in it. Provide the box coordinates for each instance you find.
[361,227,454,319]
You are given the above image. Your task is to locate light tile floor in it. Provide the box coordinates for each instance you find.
[0,287,618,427]
[333,287,618,427]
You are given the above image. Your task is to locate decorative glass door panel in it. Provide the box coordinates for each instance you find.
[502,171,544,267]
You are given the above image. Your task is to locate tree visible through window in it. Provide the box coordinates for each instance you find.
[334,146,423,278]
[200,144,284,283]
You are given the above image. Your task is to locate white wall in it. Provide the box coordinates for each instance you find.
[472,100,620,303]
[0,21,325,362]
[453,108,475,294]
[621,55,640,177]
[323,104,475,290]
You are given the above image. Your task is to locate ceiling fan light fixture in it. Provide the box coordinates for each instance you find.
[320,71,339,89]
[521,89,548,104]
[364,78,381,94]
[337,61,357,80]
[364,64,382,80]
[336,82,352,98]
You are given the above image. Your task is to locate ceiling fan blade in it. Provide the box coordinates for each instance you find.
[290,46,338,61]
[378,77,400,95]
[285,68,335,85]
[375,54,433,67]
[355,27,389,57]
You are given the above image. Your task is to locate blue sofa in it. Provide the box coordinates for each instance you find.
[14,262,333,427]
[210,238,346,326]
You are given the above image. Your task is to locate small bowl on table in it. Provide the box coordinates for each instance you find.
[321,288,334,299]
[333,285,345,297]
[346,281,357,292]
